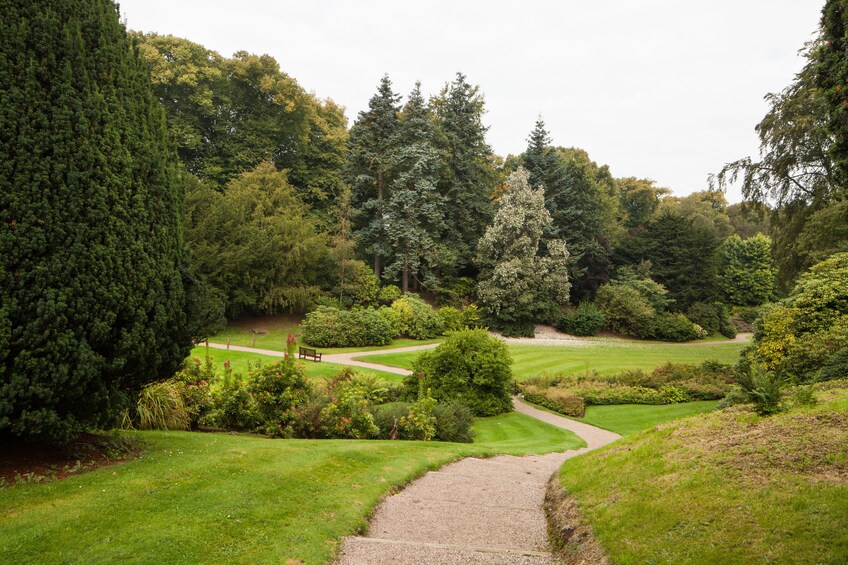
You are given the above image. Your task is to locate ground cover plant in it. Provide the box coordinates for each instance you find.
[357,339,747,379]
[556,383,848,564]
[0,413,584,564]
[521,361,733,417]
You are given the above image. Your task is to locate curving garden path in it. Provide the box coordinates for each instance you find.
[336,397,619,564]
[206,338,621,563]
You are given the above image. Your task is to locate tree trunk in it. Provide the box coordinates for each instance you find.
[375,172,384,278]
[402,261,409,293]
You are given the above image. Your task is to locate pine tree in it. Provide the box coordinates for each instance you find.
[0,0,194,442]
[384,83,445,292]
[432,73,497,276]
[346,75,401,278]
[476,168,570,336]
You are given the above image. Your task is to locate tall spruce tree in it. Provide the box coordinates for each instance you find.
[346,75,401,278]
[384,83,445,292]
[432,73,497,276]
[522,119,616,300]
[0,0,194,442]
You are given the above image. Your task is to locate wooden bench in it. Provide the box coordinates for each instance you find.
[298,347,322,362]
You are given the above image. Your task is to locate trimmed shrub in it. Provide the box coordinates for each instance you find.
[291,392,330,439]
[407,329,513,416]
[385,294,444,339]
[523,386,586,417]
[432,402,474,443]
[321,386,379,439]
[249,360,313,437]
[301,306,394,347]
[557,303,605,336]
[650,313,708,342]
[595,284,655,338]
[170,356,216,428]
[399,395,437,440]
[208,372,257,431]
[438,304,482,333]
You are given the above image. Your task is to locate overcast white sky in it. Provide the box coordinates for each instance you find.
[119,1,824,203]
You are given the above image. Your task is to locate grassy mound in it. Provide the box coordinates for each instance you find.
[557,384,848,563]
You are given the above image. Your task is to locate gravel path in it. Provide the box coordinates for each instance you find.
[323,344,439,376]
[335,398,619,564]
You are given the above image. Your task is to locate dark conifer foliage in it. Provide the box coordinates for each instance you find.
[384,83,445,292]
[0,0,193,442]
[346,75,402,278]
[433,73,497,276]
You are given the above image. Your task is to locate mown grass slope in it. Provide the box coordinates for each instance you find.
[357,340,746,380]
[558,384,848,564]
[578,400,720,435]
[0,413,583,564]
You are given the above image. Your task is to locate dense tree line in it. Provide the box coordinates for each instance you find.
[18,0,847,442]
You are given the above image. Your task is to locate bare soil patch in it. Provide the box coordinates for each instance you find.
[0,433,144,487]
[545,473,608,564]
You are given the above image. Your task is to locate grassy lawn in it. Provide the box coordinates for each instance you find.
[190,346,404,384]
[0,412,583,564]
[207,322,441,355]
[355,340,747,380]
[557,387,848,564]
[578,401,719,435]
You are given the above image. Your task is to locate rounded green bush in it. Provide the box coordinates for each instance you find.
[385,294,444,339]
[301,306,393,347]
[406,328,513,416]
[557,302,605,336]
[650,313,707,342]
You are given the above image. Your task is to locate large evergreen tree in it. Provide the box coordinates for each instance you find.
[819,0,848,188]
[346,75,401,278]
[432,73,497,276]
[384,83,446,292]
[0,0,194,442]
[476,168,571,337]
[522,119,617,301]
[616,211,720,308]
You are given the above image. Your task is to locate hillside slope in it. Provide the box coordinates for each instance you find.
[556,382,848,564]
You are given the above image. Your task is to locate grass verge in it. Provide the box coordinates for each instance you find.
[557,386,848,564]
[0,412,583,564]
